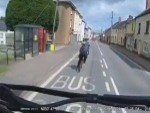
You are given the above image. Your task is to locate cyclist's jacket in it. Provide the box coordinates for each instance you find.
[80,43,90,56]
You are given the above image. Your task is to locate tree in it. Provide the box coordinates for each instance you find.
[5,0,59,31]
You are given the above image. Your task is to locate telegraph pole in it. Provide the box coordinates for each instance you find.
[52,0,59,44]
[110,11,113,44]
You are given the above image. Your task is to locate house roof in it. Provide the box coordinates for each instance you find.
[135,8,150,19]
[75,9,83,18]
[54,0,76,10]
[0,22,7,31]
[115,20,127,29]
[112,22,119,29]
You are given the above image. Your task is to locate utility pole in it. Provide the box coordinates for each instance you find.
[52,0,59,44]
[110,11,113,44]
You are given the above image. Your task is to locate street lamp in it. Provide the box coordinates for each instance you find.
[52,0,59,44]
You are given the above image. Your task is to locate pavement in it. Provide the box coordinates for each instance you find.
[0,44,79,86]
[110,44,150,72]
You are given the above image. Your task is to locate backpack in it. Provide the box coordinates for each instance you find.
[80,44,89,55]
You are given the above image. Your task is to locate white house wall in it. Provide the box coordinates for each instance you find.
[0,31,6,45]
[134,14,150,58]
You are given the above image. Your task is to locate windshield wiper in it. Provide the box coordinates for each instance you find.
[0,83,150,113]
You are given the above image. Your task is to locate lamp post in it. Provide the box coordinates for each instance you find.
[52,0,59,44]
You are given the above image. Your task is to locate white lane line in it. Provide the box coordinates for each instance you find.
[99,48,103,56]
[110,77,119,95]
[103,71,106,77]
[26,52,79,101]
[101,64,104,68]
[96,41,103,56]
[100,60,102,63]
[110,76,127,113]
[103,58,108,69]
[145,71,150,75]
[105,82,110,92]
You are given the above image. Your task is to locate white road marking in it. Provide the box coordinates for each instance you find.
[82,77,95,91]
[110,76,127,113]
[96,41,103,56]
[105,82,110,92]
[51,76,70,89]
[26,52,79,101]
[103,58,108,69]
[103,71,106,77]
[146,71,150,75]
[100,60,102,63]
[68,77,83,90]
[110,76,119,95]
[101,64,104,68]
[99,48,103,56]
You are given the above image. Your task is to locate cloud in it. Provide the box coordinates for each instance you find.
[71,0,145,31]
[0,0,9,16]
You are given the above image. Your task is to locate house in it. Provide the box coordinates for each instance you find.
[125,15,135,51]
[73,10,83,42]
[87,27,92,40]
[80,20,85,42]
[84,27,88,40]
[104,28,111,43]
[110,22,119,44]
[54,0,76,45]
[134,8,150,58]
[116,19,127,46]
[0,21,7,45]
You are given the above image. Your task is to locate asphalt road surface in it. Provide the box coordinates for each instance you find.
[24,41,150,113]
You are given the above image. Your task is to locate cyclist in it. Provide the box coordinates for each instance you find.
[77,39,90,70]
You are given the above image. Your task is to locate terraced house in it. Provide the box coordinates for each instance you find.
[134,8,150,58]
[125,16,135,51]
[54,0,76,45]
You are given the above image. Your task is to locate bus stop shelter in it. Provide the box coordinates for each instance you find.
[14,24,42,60]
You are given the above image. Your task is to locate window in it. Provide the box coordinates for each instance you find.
[138,23,141,34]
[143,42,149,54]
[1,41,3,44]
[0,33,3,39]
[145,21,150,34]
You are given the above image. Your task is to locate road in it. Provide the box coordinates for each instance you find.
[24,41,150,113]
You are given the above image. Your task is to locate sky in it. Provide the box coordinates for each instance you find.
[0,0,146,32]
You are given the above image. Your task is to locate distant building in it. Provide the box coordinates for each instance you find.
[73,10,83,42]
[54,0,76,45]
[79,20,85,42]
[87,27,92,39]
[84,27,88,40]
[146,0,150,9]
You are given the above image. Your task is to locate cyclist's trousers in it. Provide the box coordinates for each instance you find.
[77,54,87,67]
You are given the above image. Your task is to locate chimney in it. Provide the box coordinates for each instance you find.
[146,0,150,9]
[119,17,122,23]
